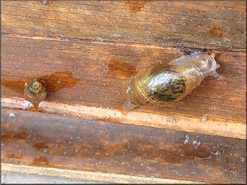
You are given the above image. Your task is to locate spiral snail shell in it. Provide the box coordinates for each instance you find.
[123,53,221,111]
[24,79,47,104]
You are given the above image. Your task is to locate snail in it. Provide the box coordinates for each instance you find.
[24,79,47,104]
[123,52,221,111]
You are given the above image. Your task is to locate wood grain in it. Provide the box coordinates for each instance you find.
[2,35,246,139]
[1,108,246,184]
[2,97,246,139]
[2,164,201,184]
[2,1,246,183]
[2,1,246,49]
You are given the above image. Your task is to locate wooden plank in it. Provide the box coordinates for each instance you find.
[1,167,104,184]
[2,1,246,49]
[1,97,246,139]
[1,108,246,184]
[2,36,246,138]
[2,164,200,184]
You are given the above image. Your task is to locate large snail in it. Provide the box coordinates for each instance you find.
[24,79,47,104]
[123,52,221,111]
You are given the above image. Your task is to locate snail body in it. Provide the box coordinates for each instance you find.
[124,53,221,110]
[24,79,47,104]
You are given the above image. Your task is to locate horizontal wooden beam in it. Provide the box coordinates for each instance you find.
[2,97,246,139]
[2,36,246,139]
[2,163,201,184]
[2,1,246,49]
[1,108,246,184]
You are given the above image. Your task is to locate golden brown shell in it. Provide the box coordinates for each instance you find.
[128,64,189,106]
[24,79,47,104]
[124,53,221,110]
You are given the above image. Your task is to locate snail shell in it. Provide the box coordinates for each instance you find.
[24,79,47,104]
[124,53,221,110]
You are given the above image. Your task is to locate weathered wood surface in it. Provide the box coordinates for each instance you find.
[2,164,200,184]
[2,36,246,138]
[2,1,246,49]
[1,1,246,183]
[1,108,246,184]
[1,167,105,184]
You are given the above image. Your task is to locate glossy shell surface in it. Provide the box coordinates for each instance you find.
[24,80,47,104]
[126,53,221,107]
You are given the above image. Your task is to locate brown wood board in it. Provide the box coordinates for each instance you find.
[2,1,246,50]
[1,108,246,184]
[2,36,246,139]
[1,1,246,183]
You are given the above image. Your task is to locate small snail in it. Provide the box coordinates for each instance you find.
[24,79,47,104]
[123,52,221,111]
